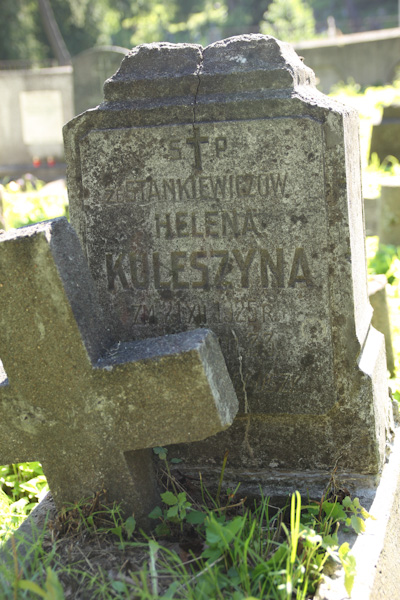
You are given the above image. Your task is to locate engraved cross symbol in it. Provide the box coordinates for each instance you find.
[186,126,209,170]
[0,218,238,527]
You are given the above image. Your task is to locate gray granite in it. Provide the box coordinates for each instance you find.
[368,274,395,377]
[0,218,238,525]
[64,34,392,493]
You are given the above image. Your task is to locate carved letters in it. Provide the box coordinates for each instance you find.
[104,172,287,205]
[106,247,312,292]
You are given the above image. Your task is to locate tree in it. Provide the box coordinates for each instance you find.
[260,0,316,42]
[122,0,227,47]
[0,0,49,62]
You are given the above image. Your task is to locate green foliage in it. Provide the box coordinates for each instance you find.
[366,233,400,286]
[260,0,316,42]
[123,0,227,46]
[0,0,49,63]
[18,568,65,599]
[338,542,357,596]
[0,463,48,541]
[2,179,68,229]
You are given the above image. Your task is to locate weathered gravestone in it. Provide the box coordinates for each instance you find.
[378,177,400,245]
[368,274,395,377]
[64,35,393,497]
[370,103,400,163]
[73,46,129,116]
[0,218,238,524]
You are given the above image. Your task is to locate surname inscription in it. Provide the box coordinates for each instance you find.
[79,118,334,415]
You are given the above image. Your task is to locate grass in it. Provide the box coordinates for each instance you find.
[0,454,369,599]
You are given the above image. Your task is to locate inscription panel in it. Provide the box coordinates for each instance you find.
[79,118,334,414]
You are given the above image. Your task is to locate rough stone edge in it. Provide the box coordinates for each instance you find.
[315,426,400,599]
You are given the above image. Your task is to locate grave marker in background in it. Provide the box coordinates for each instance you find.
[64,35,393,497]
[0,218,238,523]
[73,46,129,115]
[370,103,400,163]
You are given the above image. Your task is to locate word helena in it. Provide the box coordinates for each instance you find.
[104,172,287,204]
[106,247,312,292]
[155,210,266,239]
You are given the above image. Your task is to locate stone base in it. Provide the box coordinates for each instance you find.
[2,429,400,599]
[316,427,400,600]
[174,465,381,509]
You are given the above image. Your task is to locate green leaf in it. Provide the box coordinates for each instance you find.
[322,533,339,548]
[125,516,136,538]
[111,526,122,537]
[322,500,347,523]
[350,515,366,534]
[177,492,188,505]
[339,542,357,596]
[111,581,127,593]
[202,546,223,563]
[170,458,183,464]
[18,581,47,597]
[205,515,244,547]
[167,505,179,518]
[161,581,181,598]
[149,506,162,519]
[161,491,178,506]
[186,510,206,525]
[342,496,352,508]
[153,446,167,460]
[155,522,170,536]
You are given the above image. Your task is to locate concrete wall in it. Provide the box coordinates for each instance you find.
[0,66,74,166]
[295,27,400,93]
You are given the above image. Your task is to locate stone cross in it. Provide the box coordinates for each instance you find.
[64,35,393,499]
[0,218,238,524]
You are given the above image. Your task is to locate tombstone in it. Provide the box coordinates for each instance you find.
[0,185,5,230]
[364,196,378,236]
[72,46,129,116]
[370,104,400,163]
[379,177,400,245]
[0,218,238,525]
[0,67,73,172]
[64,35,393,499]
[368,274,395,377]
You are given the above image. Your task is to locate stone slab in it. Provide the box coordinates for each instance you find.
[0,218,238,524]
[316,426,400,600]
[64,35,392,487]
[378,177,400,245]
[368,274,395,377]
[370,104,400,163]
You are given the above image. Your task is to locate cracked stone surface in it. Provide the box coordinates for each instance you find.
[64,34,392,490]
